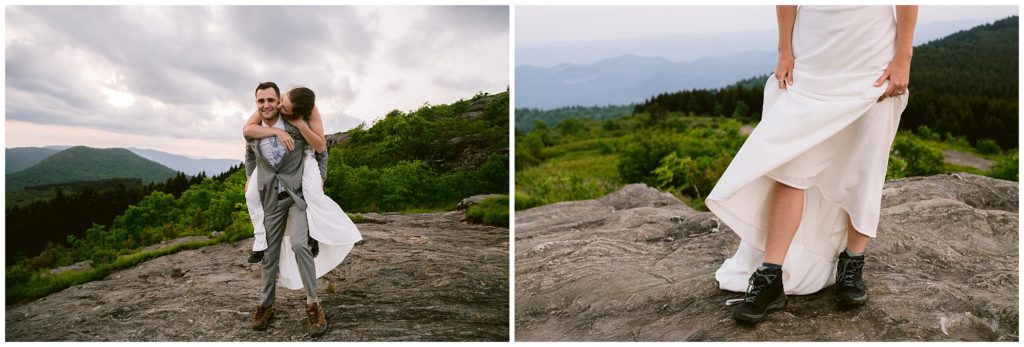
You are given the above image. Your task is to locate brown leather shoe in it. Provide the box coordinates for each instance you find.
[251,305,273,331]
[305,302,328,337]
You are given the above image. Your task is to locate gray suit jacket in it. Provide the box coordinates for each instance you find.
[244,120,309,211]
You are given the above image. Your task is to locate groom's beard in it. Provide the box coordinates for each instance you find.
[261,111,280,122]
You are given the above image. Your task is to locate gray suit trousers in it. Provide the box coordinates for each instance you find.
[259,194,318,307]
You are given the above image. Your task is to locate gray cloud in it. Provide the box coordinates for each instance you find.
[5,5,508,159]
[388,6,509,69]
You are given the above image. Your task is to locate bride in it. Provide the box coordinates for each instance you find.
[242,85,362,291]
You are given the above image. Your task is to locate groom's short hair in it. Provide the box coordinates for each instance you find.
[255,82,280,97]
[289,87,315,119]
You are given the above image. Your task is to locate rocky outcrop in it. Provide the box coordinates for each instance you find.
[515,173,1018,341]
[457,194,506,210]
[49,260,94,276]
[7,211,509,342]
[324,132,351,148]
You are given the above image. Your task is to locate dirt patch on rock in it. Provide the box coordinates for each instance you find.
[943,149,994,171]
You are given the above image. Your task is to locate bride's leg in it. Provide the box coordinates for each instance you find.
[763,180,804,265]
[301,151,322,257]
[732,180,801,323]
[845,215,869,253]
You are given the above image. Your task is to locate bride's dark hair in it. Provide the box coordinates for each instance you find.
[289,87,315,120]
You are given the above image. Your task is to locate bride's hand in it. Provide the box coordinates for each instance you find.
[775,52,795,90]
[274,128,295,151]
[875,57,911,102]
[284,115,309,130]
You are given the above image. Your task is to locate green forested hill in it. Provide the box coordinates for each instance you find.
[631,16,1018,149]
[6,146,178,189]
[705,17,1018,99]
[911,16,1018,98]
[900,16,1018,150]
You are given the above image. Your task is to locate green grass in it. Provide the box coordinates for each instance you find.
[347,213,366,223]
[540,137,622,158]
[516,149,623,210]
[5,207,429,304]
[399,203,458,214]
[941,163,988,176]
[465,195,509,227]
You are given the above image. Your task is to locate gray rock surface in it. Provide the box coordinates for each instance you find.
[324,132,351,147]
[7,211,509,342]
[515,173,1018,341]
[49,260,94,276]
[457,194,506,210]
[140,235,210,253]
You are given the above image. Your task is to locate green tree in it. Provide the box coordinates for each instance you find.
[732,100,750,118]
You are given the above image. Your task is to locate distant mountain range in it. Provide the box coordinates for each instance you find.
[6,146,238,176]
[517,51,775,109]
[516,17,1016,109]
[517,18,1011,68]
[6,146,179,190]
[123,148,239,177]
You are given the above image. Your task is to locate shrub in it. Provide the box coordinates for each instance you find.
[886,155,908,180]
[465,196,509,227]
[890,134,944,177]
[653,152,699,196]
[975,138,1002,155]
[988,149,1018,181]
[915,125,941,141]
[516,133,546,169]
[618,131,687,185]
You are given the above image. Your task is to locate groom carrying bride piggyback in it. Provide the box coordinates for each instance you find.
[242,81,362,337]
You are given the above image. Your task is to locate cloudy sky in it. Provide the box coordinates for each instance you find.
[5,6,509,160]
[517,5,1019,45]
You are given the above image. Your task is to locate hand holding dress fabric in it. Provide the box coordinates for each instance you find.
[775,53,795,90]
[875,57,911,102]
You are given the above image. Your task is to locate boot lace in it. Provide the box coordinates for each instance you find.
[742,271,777,303]
[837,258,864,287]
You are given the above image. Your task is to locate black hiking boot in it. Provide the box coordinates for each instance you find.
[732,266,786,323]
[836,251,867,308]
[309,238,319,258]
[248,250,264,264]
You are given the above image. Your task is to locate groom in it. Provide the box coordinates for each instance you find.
[244,82,327,336]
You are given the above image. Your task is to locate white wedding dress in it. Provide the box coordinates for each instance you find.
[708,6,909,295]
[246,148,363,290]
